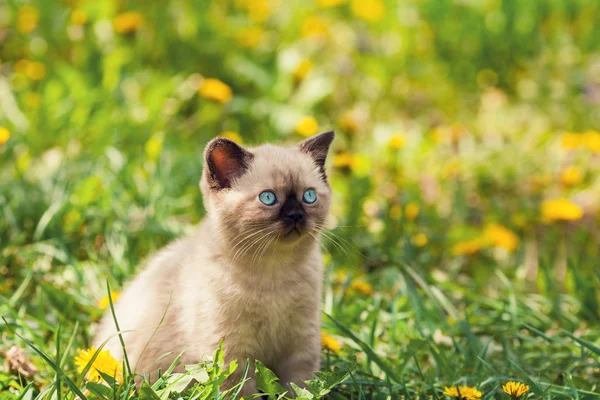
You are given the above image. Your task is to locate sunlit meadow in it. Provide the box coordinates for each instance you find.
[1,0,599,399]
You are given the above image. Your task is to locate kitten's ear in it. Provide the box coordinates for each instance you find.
[204,137,253,190]
[298,130,335,174]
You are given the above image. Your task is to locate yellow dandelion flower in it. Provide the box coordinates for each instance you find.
[14,59,30,75]
[25,93,42,109]
[302,15,328,38]
[429,127,442,143]
[583,130,600,153]
[145,135,163,161]
[199,78,233,104]
[0,127,10,145]
[350,280,373,296]
[405,202,420,221]
[320,332,341,353]
[443,385,482,400]
[541,199,583,222]
[333,153,355,169]
[220,131,243,144]
[296,116,319,137]
[338,111,358,133]
[412,233,428,247]
[236,26,264,48]
[25,61,46,81]
[452,238,485,256]
[70,9,88,26]
[350,0,385,23]
[484,224,519,253]
[97,291,120,309]
[317,0,347,7]
[502,381,529,398]
[293,59,313,81]
[74,346,123,383]
[64,210,83,232]
[113,12,144,34]
[560,132,582,149]
[17,5,39,34]
[389,204,402,220]
[237,0,272,23]
[560,166,583,187]
[388,134,405,150]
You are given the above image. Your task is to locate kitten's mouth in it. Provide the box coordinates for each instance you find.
[282,224,305,239]
[286,226,301,237]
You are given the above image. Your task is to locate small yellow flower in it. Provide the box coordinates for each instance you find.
[25,93,42,109]
[502,381,530,398]
[113,12,144,34]
[429,127,442,143]
[350,0,385,22]
[541,199,583,222]
[320,332,341,353]
[452,238,485,256]
[317,0,347,7]
[411,233,428,247]
[405,202,420,221]
[199,78,233,104]
[97,291,120,309]
[293,59,313,81]
[64,210,83,232]
[350,280,373,296]
[338,111,358,133]
[0,127,10,145]
[389,204,402,220]
[583,130,600,153]
[14,59,30,75]
[145,135,164,161]
[25,61,46,80]
[302,15,328,37]
[75,346,123,383]
[237,0,271,23]
[17,5,39,34]
[236,26,264,48]
[16,151,31,173]
[332,153,355,169]
[484,224,519,253]
[560,166,583,186]
[443,385,482,400]
[70,9,88,26]
[560,132,582,149]
[296,116,319,137]
[220,131,243,144]
[388,134,405,150]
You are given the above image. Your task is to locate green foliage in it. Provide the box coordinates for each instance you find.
[1,0,600,398]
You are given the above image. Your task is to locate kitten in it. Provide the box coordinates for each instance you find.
[94,131,335,397]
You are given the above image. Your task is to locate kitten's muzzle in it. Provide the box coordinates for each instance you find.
[280,195,307,235]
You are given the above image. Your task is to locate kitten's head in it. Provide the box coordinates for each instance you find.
[200,131,334,255]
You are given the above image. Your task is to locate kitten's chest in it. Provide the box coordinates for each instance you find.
[218,271,318,361]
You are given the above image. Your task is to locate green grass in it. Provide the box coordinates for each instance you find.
[1,157,599,398]
[1,0,600,398]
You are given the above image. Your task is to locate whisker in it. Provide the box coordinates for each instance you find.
[230,226,275,265]
[233,226,278,265]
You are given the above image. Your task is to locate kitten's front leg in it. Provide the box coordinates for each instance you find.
[275,349,320,397]
[222,359,258,398]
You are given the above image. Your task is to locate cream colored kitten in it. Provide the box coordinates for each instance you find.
[94,131,335,397]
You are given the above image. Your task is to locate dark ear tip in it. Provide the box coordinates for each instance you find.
[320,130,335,141]
[205,136,235,149]
[204,137,240,157]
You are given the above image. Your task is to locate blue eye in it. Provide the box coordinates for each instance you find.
[259,191,277,206]
[302,189,317,204]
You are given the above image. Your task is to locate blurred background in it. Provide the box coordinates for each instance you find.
[1,0,600,361]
